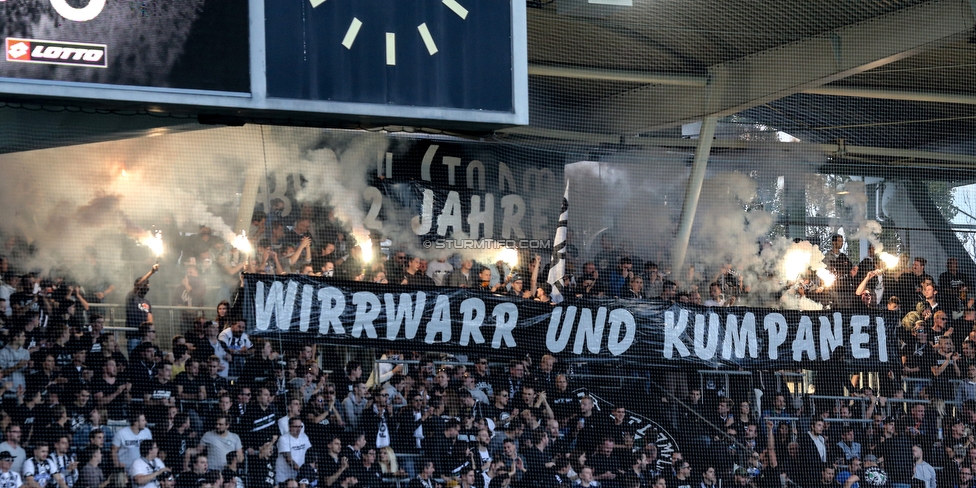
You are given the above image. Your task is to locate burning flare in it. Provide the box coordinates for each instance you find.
[783,248,812,282]
[878,252,899,269]
[231,230,252,255]
[352,228,373,263]
[142,229,163,258]
[816,268,836,288]
[496,247,519,267]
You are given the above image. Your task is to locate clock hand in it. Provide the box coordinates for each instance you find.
[443,0,469,19]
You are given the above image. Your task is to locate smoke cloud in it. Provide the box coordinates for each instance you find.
[563,142,892,308]
[0,125,900,310]
[0,125,389,291]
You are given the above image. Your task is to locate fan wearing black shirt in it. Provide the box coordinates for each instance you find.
[202,356,230,402]
[343,432,367,478]
[358,447,384,488]
[176,454,211,488]
[240,339,277,385]
[572,396,610,455]
[174,359,206,405]
[240,387,278,451]
[206,394,239,434]
[84,334,127,377]
[26,353,60,396]
[57,348,88,388]
[333,361,363,400]
[126,342,158,399]
[159,412,194,472]
[608,406,635,447]
[494,361,526,404]
[586,438,623,486]
[296,451,319,488]
[358,388,394,455]
[428,419,466,478]
[47,324,75,370]
[522,430,554,486]
[549,374,576,426]
[532,354,558,395]
[145,362,179,426]
[903,326,938,379]
[469,357,493,398]
[247,439,278,488]
[482,390,515,427]
[43,406,72,449]
[320,436,350,487]
[69,314,104,355]
[393,393,430,455]
[10,389,44,445]
[66,389,93,434]
[19,312,44,354]
[90,358,131,421]
[407,460,441,488]
[401,256,436,287]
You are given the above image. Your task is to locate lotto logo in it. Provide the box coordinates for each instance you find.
[5,37,108,67]
[6,40,29,60]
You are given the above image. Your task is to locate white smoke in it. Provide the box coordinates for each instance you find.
[561,141,891,308]
[838,180,885,252]
[0,124,897,310]
[0,125,390,289]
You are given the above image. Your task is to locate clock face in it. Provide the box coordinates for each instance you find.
[265,0,515,112]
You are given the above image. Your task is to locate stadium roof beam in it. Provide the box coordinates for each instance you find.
[498,126,976,166]
[527,64,708,87]
[527,67,976,106]
[803,86,976,105]
[588,0,976,134]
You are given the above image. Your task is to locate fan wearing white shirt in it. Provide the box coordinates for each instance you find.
[277,418,311,483]
[22,445,63,488]
[128,441,170,488]
[0,450,23,488]
[49,437,77,488]
[111,413,152,469]
[277,398,305,437]
[217,320,252,378]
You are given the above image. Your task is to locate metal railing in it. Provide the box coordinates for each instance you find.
[89,302,213,352]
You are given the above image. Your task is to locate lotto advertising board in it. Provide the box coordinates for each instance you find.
[2,0,249,92]
[0,0,527,128]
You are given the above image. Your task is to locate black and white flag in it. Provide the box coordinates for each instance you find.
[547,181,569,304]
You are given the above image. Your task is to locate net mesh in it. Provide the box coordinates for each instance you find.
[1,1,976,486]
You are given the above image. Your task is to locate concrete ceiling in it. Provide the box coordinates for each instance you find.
[520,0,976,167]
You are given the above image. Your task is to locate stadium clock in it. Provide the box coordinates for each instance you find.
[311,0,471,65]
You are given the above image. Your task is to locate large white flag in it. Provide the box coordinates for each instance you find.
[547,181,569,304]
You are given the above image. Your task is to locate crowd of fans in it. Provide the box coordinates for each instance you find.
[2,208,976,488]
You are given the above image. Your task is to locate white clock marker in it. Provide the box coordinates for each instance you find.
[418,23,438,55]
[342,18,363,49]
[309,0,326,7]
[442,0,468,19]
[386,33,396,65]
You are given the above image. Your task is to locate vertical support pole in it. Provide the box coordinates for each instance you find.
[785,175,807,240]
[672,116,718,273]
[862,182,879,257]
[235,166,263,234]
